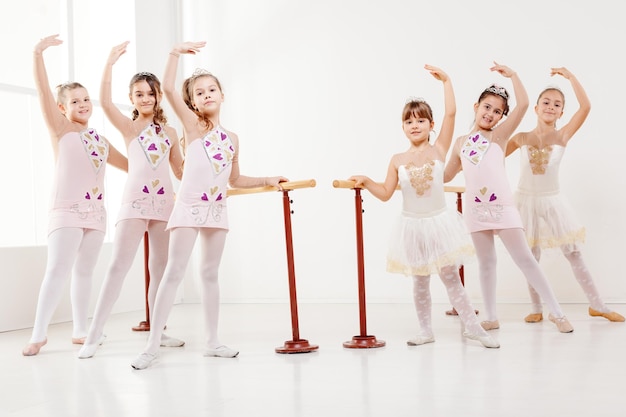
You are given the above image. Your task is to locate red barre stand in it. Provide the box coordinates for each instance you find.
[132,231,151,331]
[228,180,318,354]
[333,180,385,349]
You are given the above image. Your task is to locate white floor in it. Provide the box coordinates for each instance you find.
[1,302,625,417]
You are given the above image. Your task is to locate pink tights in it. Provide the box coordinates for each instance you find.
[471,228,565,322]
[143,227,227,355]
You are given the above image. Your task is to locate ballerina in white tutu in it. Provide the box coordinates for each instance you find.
[349,65,499,349]
[507,67,624,323]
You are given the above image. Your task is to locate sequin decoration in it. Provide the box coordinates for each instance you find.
[80,129,108,173]
[405,160,435,196]
[131,178,167,216]
[527,145,553,175]
[137,124,171,169]
[461,133,490,165]
[203,129,235,175]
[471,186,503,222]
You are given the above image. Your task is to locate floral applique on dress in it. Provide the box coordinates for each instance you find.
[405,160,435,196]
[527,145,553,175]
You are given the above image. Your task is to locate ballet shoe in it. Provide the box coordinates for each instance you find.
[131,352,157,370]
[548,314,574,333]
[407,335,435,346]
[22,338,47,356]
[77,334,107,359]
[480,320,500,331]
[72,337,86,345]
[588,307,625,322]
[524,313,543,323]
[160,334,185,347]
[203,345,239,358]
[463,331,500,349]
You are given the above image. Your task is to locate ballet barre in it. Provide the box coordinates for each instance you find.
[332,180,469,347]
[229,179,319,353]
[133,179,320,353]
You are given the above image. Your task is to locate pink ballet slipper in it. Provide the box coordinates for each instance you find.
[22,339,47,356]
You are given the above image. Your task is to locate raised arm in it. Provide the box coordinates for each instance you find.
[553,67,591,143]
[100,41,133,138]
[426,65,456,156]
[162,41,206,130]
[349,157,399,202]
[33,35,68,139]
[490,61,529,141]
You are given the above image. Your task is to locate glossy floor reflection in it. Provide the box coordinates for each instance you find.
[2,303,625,417]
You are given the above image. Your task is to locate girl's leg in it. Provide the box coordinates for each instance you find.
[23,228,85,355]
[70,228,106,341]
[524,246,544,322]
[197,228,236,357]
[470,231,499,326]
[563,247,624,321]
[438,266,499,348]
[79,219,146,356]
[498,228,573,332]
[408,275,434,345]
[146,220,185,345]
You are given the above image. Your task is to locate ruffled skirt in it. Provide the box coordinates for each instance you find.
[386,208,474,276]
[515,191,585,251]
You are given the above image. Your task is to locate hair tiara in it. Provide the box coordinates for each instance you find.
[405,96,426,104]
[136,71,156,78]
[484,84,509,100]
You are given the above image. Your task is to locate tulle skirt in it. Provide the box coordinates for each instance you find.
[386,208,475,276]
[515,191,585,251]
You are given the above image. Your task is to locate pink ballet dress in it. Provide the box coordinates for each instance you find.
[117,123,175,223]
[459,132,523,232]
[48,129,109,234]
[166,127,234,230]
[514,144,585,251]
[387,160,474,276]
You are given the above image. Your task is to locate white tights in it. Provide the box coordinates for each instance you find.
[527,246,608,314]
[471,228,564,322]
[84,219,169,345]
[29,227,105,342]
[412,265,487,337]
[143,227,227,355]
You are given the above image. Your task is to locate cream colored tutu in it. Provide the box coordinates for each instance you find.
[386,208,475,276]
[515,191,585,251]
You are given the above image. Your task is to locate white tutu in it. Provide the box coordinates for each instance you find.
[515,191,585,251]
[386,208,475,276]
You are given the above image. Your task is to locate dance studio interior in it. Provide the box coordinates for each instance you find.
[1,1,624,416]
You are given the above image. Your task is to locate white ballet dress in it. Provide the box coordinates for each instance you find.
[386,160,474,276]
[514,144,585,251]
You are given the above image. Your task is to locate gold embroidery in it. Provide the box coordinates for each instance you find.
[528,145,553,175]
[405,160,434,195]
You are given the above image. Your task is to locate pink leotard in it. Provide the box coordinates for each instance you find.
[166,127,234,230]
[48,129,108,234]
[117,123,174,223]
[459,132,523,232]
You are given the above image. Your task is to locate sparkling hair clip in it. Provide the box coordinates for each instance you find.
[484,84,509,100]
[405,96,426,104]
[136,71,156,78]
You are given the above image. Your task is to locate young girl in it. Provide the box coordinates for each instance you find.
[444,62,574,333]
[23,35,127,356]
[78,42,186,359]
[507,67,624,323]
[349,65,499,349]
[131,41,288,370]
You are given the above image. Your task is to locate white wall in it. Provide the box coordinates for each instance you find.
[2,0,625,333]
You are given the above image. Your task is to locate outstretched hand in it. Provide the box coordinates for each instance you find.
[550,67,573,80]
[107,41,130,66]
[489,61,516,78]
[172,41,207,55]
[424,64,449,82]
[34,34,63,54]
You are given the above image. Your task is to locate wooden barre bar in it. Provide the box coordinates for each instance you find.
[333,179,464,193]
[227,179,316,196]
